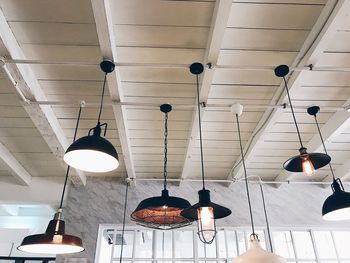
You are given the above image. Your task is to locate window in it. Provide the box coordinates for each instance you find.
[96,226,350,263]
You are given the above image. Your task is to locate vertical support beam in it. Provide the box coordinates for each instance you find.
[180,0,233,181]
[91,0,136,182]
[0,8,86,185]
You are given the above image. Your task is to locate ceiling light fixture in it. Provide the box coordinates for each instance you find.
[274,65,331,176]
[181,63,231,244]
[64,60,119,173]
[307,106,350,220]
[18,105,85,254]
[131,104,192,229]
[231,103,286,263]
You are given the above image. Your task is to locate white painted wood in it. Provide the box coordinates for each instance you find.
[229,0,347,185]
[90,0,136,181]
[180,0,233,182]
[0,8,86,185]
[0,141,31,185]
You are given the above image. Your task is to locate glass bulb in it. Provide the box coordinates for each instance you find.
[197,207,216,243]
[301,156,315,176]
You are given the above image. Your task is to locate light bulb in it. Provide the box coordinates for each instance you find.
[301,156,315,176]
[197,207,216,243]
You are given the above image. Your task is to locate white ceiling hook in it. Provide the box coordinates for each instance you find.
[231,103,243,117]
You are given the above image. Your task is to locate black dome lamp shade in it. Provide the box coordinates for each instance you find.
[18,106,85,254]
[307,106,350,221]
[274,65,331,176]
[64,60,119,173]
[131,104,192,230]
[180,63,231,244]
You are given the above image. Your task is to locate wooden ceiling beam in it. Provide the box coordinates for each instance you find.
[0,8,86,186]
[91,0,136,183]
[180,0,233,183]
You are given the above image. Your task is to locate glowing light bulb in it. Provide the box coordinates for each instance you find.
[197,207,215,243]
[302,156,315,176]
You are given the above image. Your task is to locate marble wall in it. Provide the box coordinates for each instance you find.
[58,177,347,263]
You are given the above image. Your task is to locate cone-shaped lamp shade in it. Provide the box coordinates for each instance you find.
[131,189,192,229]
[64,125,119,173]
[323,179,350,221]
[283,147,330,175]
[18,213,84,254]
[232,235,286,263]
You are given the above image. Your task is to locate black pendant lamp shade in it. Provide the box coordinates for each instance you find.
[306,106,350,221]
[64,60,119,173]
[18,210,84,254]
[131,104,192,230]
[274,65,331,175]
[18,106,85,254]
[322,178,350,220]
[180,63,231,244]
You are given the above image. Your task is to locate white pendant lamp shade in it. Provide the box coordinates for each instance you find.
[232,235,286,263]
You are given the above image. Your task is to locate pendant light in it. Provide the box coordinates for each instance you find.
[180,62,231,244]
[231,103,286,263]
[131,104,192,230]
[64,60,119,173]
[307,106,350,221]
[18,105,85,254]
[274,65,331,176]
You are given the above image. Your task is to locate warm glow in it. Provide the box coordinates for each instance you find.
[301,157,314,176]
[197,207,215,242]
[64,149,119,173]
[323,207,350,221]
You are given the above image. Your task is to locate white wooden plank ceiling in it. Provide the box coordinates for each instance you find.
[0,0,348,190]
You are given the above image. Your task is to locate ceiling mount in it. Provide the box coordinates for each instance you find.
[160,103,172,113]
[307,106,320,116]
[274,64,289,77]
[100,60,115,74]
[190,62,204,75]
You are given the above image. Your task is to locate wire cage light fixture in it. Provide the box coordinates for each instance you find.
[181,62,231,244]
[131,104,192,230]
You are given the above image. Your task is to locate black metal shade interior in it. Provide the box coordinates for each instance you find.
[283,151,331,172]
[131,189,192,229]
[181,189,232,220]
[322,179,350,220]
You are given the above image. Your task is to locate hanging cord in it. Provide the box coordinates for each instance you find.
[97,73,107,123]
[283,76,304,148]
[163,111,168,190]
[259,182,273,252]
[59,105,83,209]
[313,115,335,179]
[196,74,206,190]
[120,181,129,263]
[236,114,255,235]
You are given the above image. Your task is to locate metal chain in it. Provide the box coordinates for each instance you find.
[163,111,168,190]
